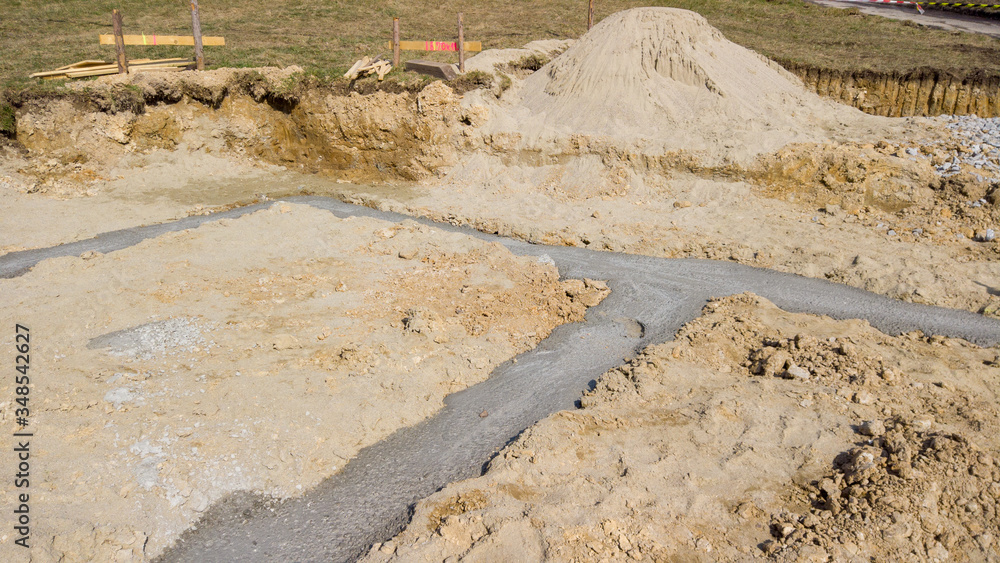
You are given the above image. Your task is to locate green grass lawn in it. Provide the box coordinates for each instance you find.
[2,0,1000,93]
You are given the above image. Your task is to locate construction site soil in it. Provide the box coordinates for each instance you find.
[1,7,999,562]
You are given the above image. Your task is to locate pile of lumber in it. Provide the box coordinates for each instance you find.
[30,58,195,80]
[344,57,392,81]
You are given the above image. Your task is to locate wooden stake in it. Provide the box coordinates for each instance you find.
[588,0,595,30]
[392,18,400,67]
[112,9,128,74]
[190,0,205,70]
[458,13,465,73]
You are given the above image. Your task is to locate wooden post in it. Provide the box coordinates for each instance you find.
[190,0,205,70]
[392,18,400,67]
[112,9,128,74]
[458,12,465,73]
[588,0,595,30]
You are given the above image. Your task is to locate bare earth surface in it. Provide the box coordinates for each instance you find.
[363,294,1000,562]
[0,203,600,561]
[2,6,1000,562]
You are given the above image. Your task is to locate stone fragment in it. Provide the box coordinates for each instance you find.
[853,390,875,405]
[859,419,886,436]
[785,364,810,380]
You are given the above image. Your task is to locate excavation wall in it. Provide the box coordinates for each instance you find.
[782,62,1000,117]
[9,68,475,184]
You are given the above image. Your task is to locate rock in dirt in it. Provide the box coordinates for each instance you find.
[784,364,810,380]
[859,419,887,436]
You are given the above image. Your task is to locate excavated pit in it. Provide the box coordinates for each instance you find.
[8,67,473,187]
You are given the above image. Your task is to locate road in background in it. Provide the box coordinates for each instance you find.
[808,0,1000,38]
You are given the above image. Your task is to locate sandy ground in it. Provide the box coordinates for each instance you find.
[362,293,1000,562]
[0,203,602,560]
[1,6,1000,562]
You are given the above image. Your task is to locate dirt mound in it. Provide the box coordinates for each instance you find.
[503,8,871,165]
[770,419,1000,562]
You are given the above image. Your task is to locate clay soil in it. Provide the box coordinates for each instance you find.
[2,8,1000,562]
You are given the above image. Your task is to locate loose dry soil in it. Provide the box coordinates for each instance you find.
[363,293,1000,562]
[2,6,1000,562]
[0,203,603,561]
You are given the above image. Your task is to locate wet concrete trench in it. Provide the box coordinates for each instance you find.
[2,195,999,562]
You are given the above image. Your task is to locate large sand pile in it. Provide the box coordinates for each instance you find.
[481,8,880,165]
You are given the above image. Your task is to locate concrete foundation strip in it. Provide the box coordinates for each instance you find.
[3,195,999,561]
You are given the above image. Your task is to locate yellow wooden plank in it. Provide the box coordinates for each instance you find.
[129,63,194,70]
[344,56,370,80]
[99,34,225,46]
[54,59,108,71]
[65,67,120,78]
[34,57,194,79]
[31,70,70,78]
[33,64,117,78]
[131,67,186,73]
[64,62,190,77]
[387,40,481,52]
[32,69,72,78]
[129,58,193,66]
